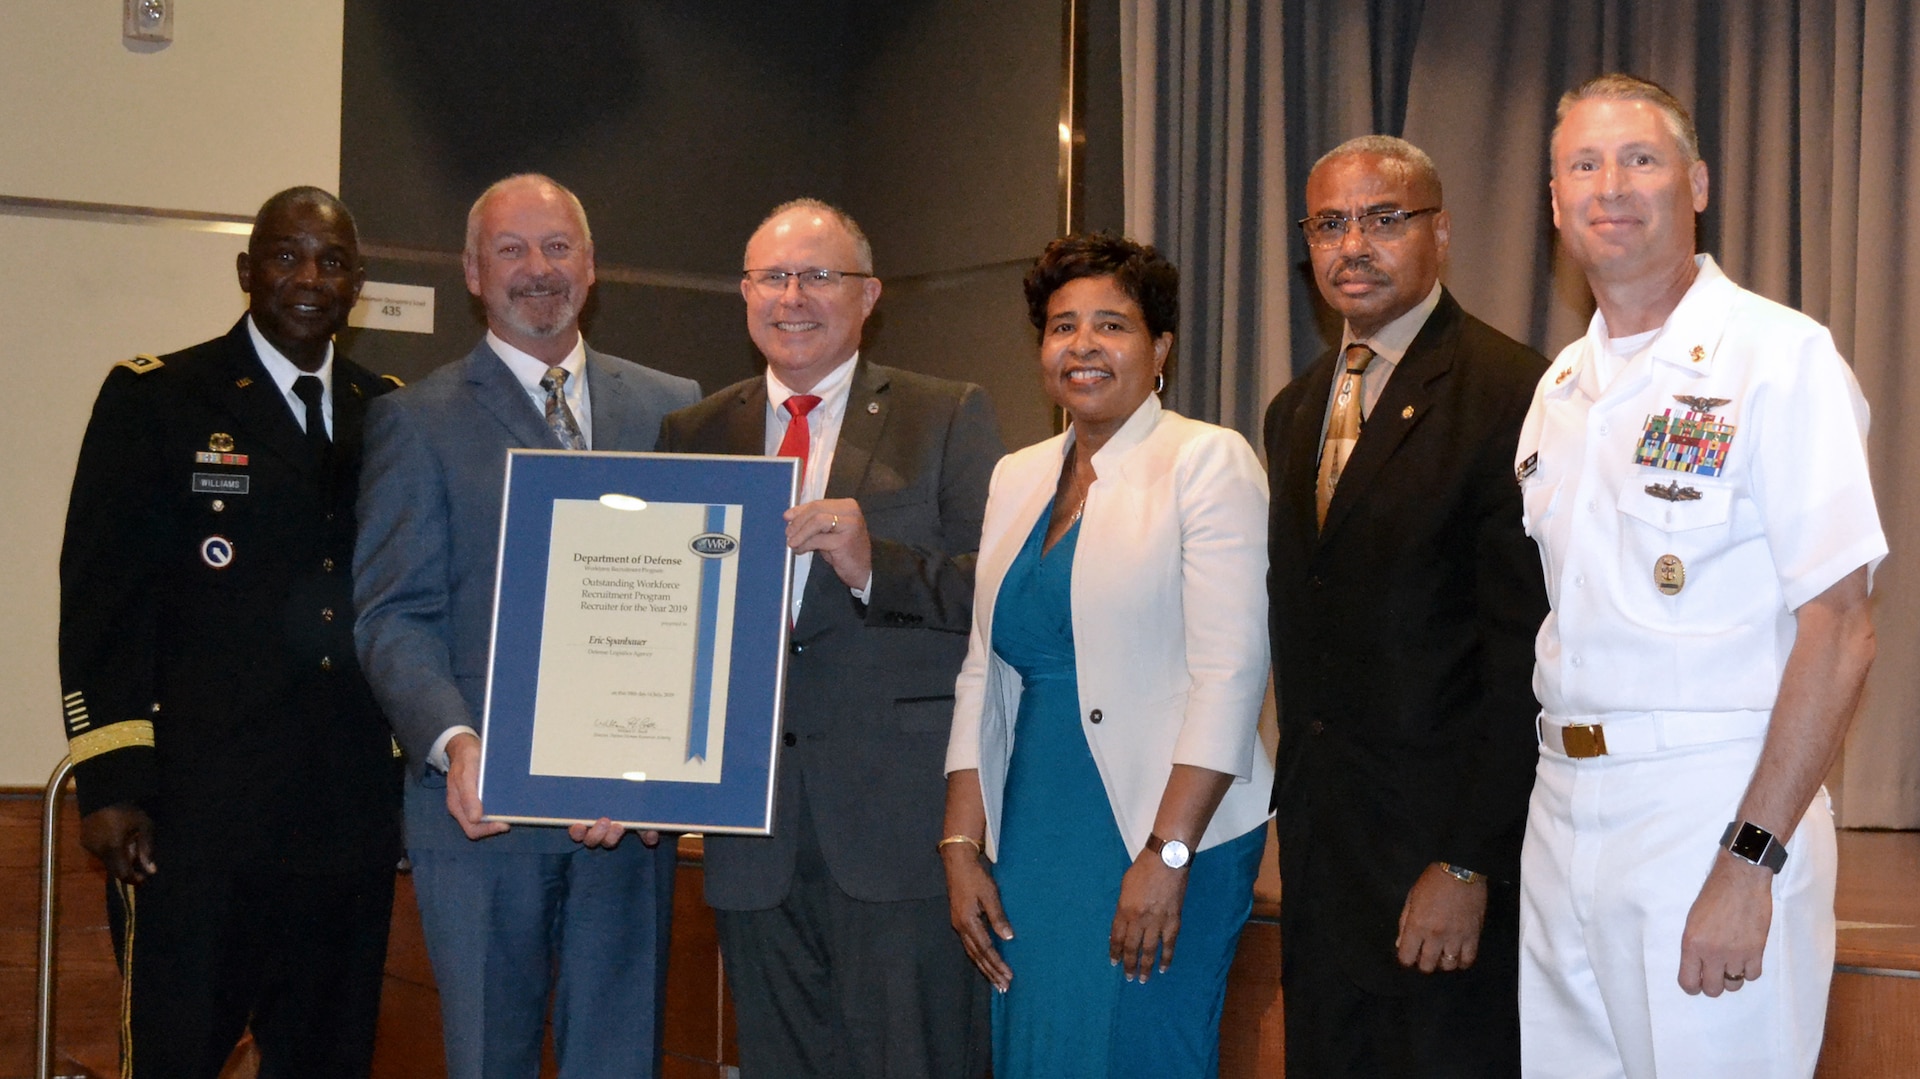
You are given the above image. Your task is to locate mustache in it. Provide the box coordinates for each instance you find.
[1329,258,1389,285]
[509,274,572,301]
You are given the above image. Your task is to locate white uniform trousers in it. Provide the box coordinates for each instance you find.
[1519,718,1836,1079]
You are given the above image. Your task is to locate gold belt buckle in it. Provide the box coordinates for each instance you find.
[1561,723,1608,758]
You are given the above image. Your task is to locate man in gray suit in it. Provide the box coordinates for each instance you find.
[354,174,700,1078]
[660,199,1002,1078]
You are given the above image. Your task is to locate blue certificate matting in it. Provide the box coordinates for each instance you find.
[479,450,797,833]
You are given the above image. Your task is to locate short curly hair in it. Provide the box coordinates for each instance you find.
[1023,233,1179,341]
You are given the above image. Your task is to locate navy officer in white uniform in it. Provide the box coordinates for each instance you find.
[1516,73,1885,1079]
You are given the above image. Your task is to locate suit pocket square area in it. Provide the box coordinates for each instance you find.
[895,695,957,733]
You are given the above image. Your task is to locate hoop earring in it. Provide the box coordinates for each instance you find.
[1154,372,1166,395]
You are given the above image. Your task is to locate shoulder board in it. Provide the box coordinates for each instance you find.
[115,354,165,375]
[379,373,406,388]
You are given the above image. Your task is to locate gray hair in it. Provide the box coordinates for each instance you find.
[464,174,592,259]
[1311,135,1443,205]
[748,197,874,273]
[1552,73,1701,169]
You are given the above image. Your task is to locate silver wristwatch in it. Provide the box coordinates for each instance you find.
[1145,833,1191,870]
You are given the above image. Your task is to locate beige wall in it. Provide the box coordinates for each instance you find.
[0,2,345,787]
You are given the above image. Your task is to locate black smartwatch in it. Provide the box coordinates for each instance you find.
[1720,821,1788,873]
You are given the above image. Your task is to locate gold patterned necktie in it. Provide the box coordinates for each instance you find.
[1316,343,1374,529]
[540,367,587,450]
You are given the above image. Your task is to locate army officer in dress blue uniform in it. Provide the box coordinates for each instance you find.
[58,186,402,1078]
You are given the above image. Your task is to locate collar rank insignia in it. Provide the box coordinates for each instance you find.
[1517,452,1538,481]
[1674,395,1731,412]
[1646,480,1702,502]
[1554,366,1573,385]
[1690,345,1706,364]
[208,432,236,453]
[235,376,254,388]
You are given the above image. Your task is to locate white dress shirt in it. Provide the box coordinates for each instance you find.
[1323,280,1443,429]
[489,330,593,448]
[247,316,334,437]
[765,353,869,620]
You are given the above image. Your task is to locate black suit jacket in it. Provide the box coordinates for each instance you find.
[59,319,401,873]
[1266,290,1548,994]
[660,360,1003,909]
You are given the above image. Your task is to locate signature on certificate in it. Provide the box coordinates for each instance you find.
[593,716,660,736]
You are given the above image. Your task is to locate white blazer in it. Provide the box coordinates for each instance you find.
[946,395,1275,861]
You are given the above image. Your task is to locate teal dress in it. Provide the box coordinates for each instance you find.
[989,503,1266,1078]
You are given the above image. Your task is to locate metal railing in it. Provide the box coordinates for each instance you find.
[36,754,83,1079]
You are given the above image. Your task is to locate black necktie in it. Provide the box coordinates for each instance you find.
[292,375,331,468]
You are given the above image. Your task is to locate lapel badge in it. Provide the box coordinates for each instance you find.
[1690,345,1706,364]
[1554,366,1573,385]
[234,377,254,388]
[867,402,880,415]
[1654,553,1686,595]
[1646,480,1701,502]
[1400,405,1415,420]
[200,535,236,569]
[208,432,236,452]
[1517,452,1538,481]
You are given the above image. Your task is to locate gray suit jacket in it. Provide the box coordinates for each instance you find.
[354,340,700,852]
[660,361,1003,907]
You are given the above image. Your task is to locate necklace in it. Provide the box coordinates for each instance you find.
[1068,497,1086,524]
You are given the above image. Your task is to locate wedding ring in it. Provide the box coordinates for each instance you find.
[829,514,839,532]
[1725,973,1745,982]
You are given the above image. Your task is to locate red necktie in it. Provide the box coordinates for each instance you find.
[778,395,822,484]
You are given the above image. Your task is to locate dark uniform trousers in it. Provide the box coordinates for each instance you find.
[59,320,402,1078]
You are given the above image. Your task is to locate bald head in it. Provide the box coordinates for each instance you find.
[745,198,873,274]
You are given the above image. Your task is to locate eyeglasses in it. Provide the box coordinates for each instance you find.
[1296,208,1441,249]
[742,268,873,292]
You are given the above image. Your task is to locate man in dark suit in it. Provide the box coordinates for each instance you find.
[354,174,700,1079]
[1265,136,1549,1077]
[59,186,400,1077]
[660,199,1002,1079]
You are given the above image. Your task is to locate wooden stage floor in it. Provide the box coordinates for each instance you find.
[4,797,1918,1077]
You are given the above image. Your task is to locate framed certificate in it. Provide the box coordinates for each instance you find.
[477,449,798,833]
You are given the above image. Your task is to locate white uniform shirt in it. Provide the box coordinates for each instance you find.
[1517,254,1886,718]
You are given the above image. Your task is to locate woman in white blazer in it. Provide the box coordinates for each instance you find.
[941,235,1274,1078]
